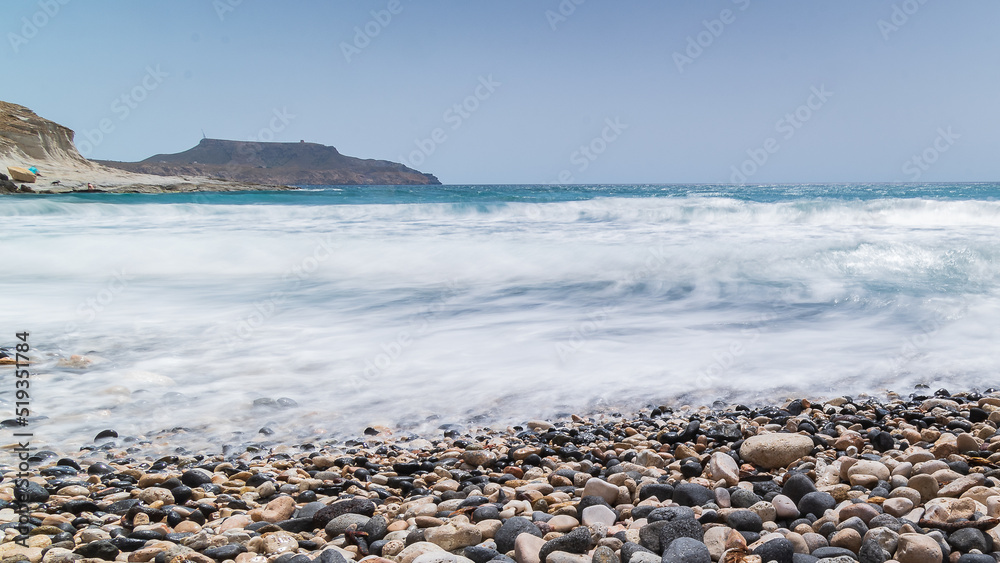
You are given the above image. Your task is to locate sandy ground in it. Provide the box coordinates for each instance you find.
[1,152,292,194]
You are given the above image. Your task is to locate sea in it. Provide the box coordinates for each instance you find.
[2,183,999,454]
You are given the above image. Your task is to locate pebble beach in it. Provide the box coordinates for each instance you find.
[4,388,1000,563]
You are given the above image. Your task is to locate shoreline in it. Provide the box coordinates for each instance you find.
[2,389,999,563]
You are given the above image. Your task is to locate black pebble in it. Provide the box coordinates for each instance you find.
[672,482,713,507]
[75,539,120,559]
[798,491,836,518]
[204,545,248,560]
[753,538,794,563]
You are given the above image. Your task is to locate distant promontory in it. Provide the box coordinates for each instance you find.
[0,100,290,193]
[99,138,441,186]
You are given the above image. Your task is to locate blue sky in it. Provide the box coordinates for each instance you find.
[2,0,998,184]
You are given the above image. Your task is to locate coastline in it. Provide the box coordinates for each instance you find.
[3,389,999,563]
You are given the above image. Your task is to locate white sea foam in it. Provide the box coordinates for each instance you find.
[1,194,998,452]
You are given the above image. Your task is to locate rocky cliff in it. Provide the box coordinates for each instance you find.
[0,100,94,171]
[0,101,288,193]
[100,138,440,185]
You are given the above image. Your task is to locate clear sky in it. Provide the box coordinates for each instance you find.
[3,1,998,184]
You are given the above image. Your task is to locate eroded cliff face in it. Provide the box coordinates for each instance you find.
[0,101,95,169]
[0,101,288,193]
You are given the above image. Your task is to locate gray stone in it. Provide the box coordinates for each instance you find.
[496,516,543,553]
[752,538,794,563]
[858,538,889,563]
[660,537,711,563]
[798,491,836,518]
[621,542,657,563]
[811,547,858,560]
[538,527,591,563]
[947,528,992,554]
[730,489,761,509]
[647,507,696,523]
[782,473,818,503]
[726,510,762,532]
[324,513,371,537]
[672,484,713,507]
[592,546,619,563]
[657,519,704,554]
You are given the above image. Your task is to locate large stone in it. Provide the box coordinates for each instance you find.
[829,529,862,554]
[657,519,705,554]
[261,495,296,523]
[751,538,794,563]
[907,475,939,503]
[549,516,581,533]
[73,540,119,560]
[740,434,815,469]
[772,495,800,519]
[882,498,914,517]
[847,461,890,484]
[325,513,370,537]
[538,527,592,563]
[584,480,622,505]
[709,453,740,487]
[661,537,711,563]
[41,548,79,563]
[703,527,733,562]
[137,487,173,505]
[622,543,658,563]
[497,517,544,554]
[895,534,942,563]
[726,510,762,533]
[947,528,992,554]
[261,532,299,555]
[673,484,714,507]
[425,522,483,551]
[839,504,879,525]
[938,474,985,498]
[798,492,836,518]
[593,546,619,563]
[548,555,592,563]
[582,505,617,528]
[398,542,446,563]
[782,473,818,504]
[313,498,377,528]
[863,528,898,555]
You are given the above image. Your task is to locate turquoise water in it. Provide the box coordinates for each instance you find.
[1,183,998,452]
[22,182,1000,206]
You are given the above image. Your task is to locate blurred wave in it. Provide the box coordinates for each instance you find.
[1,184,998,452]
